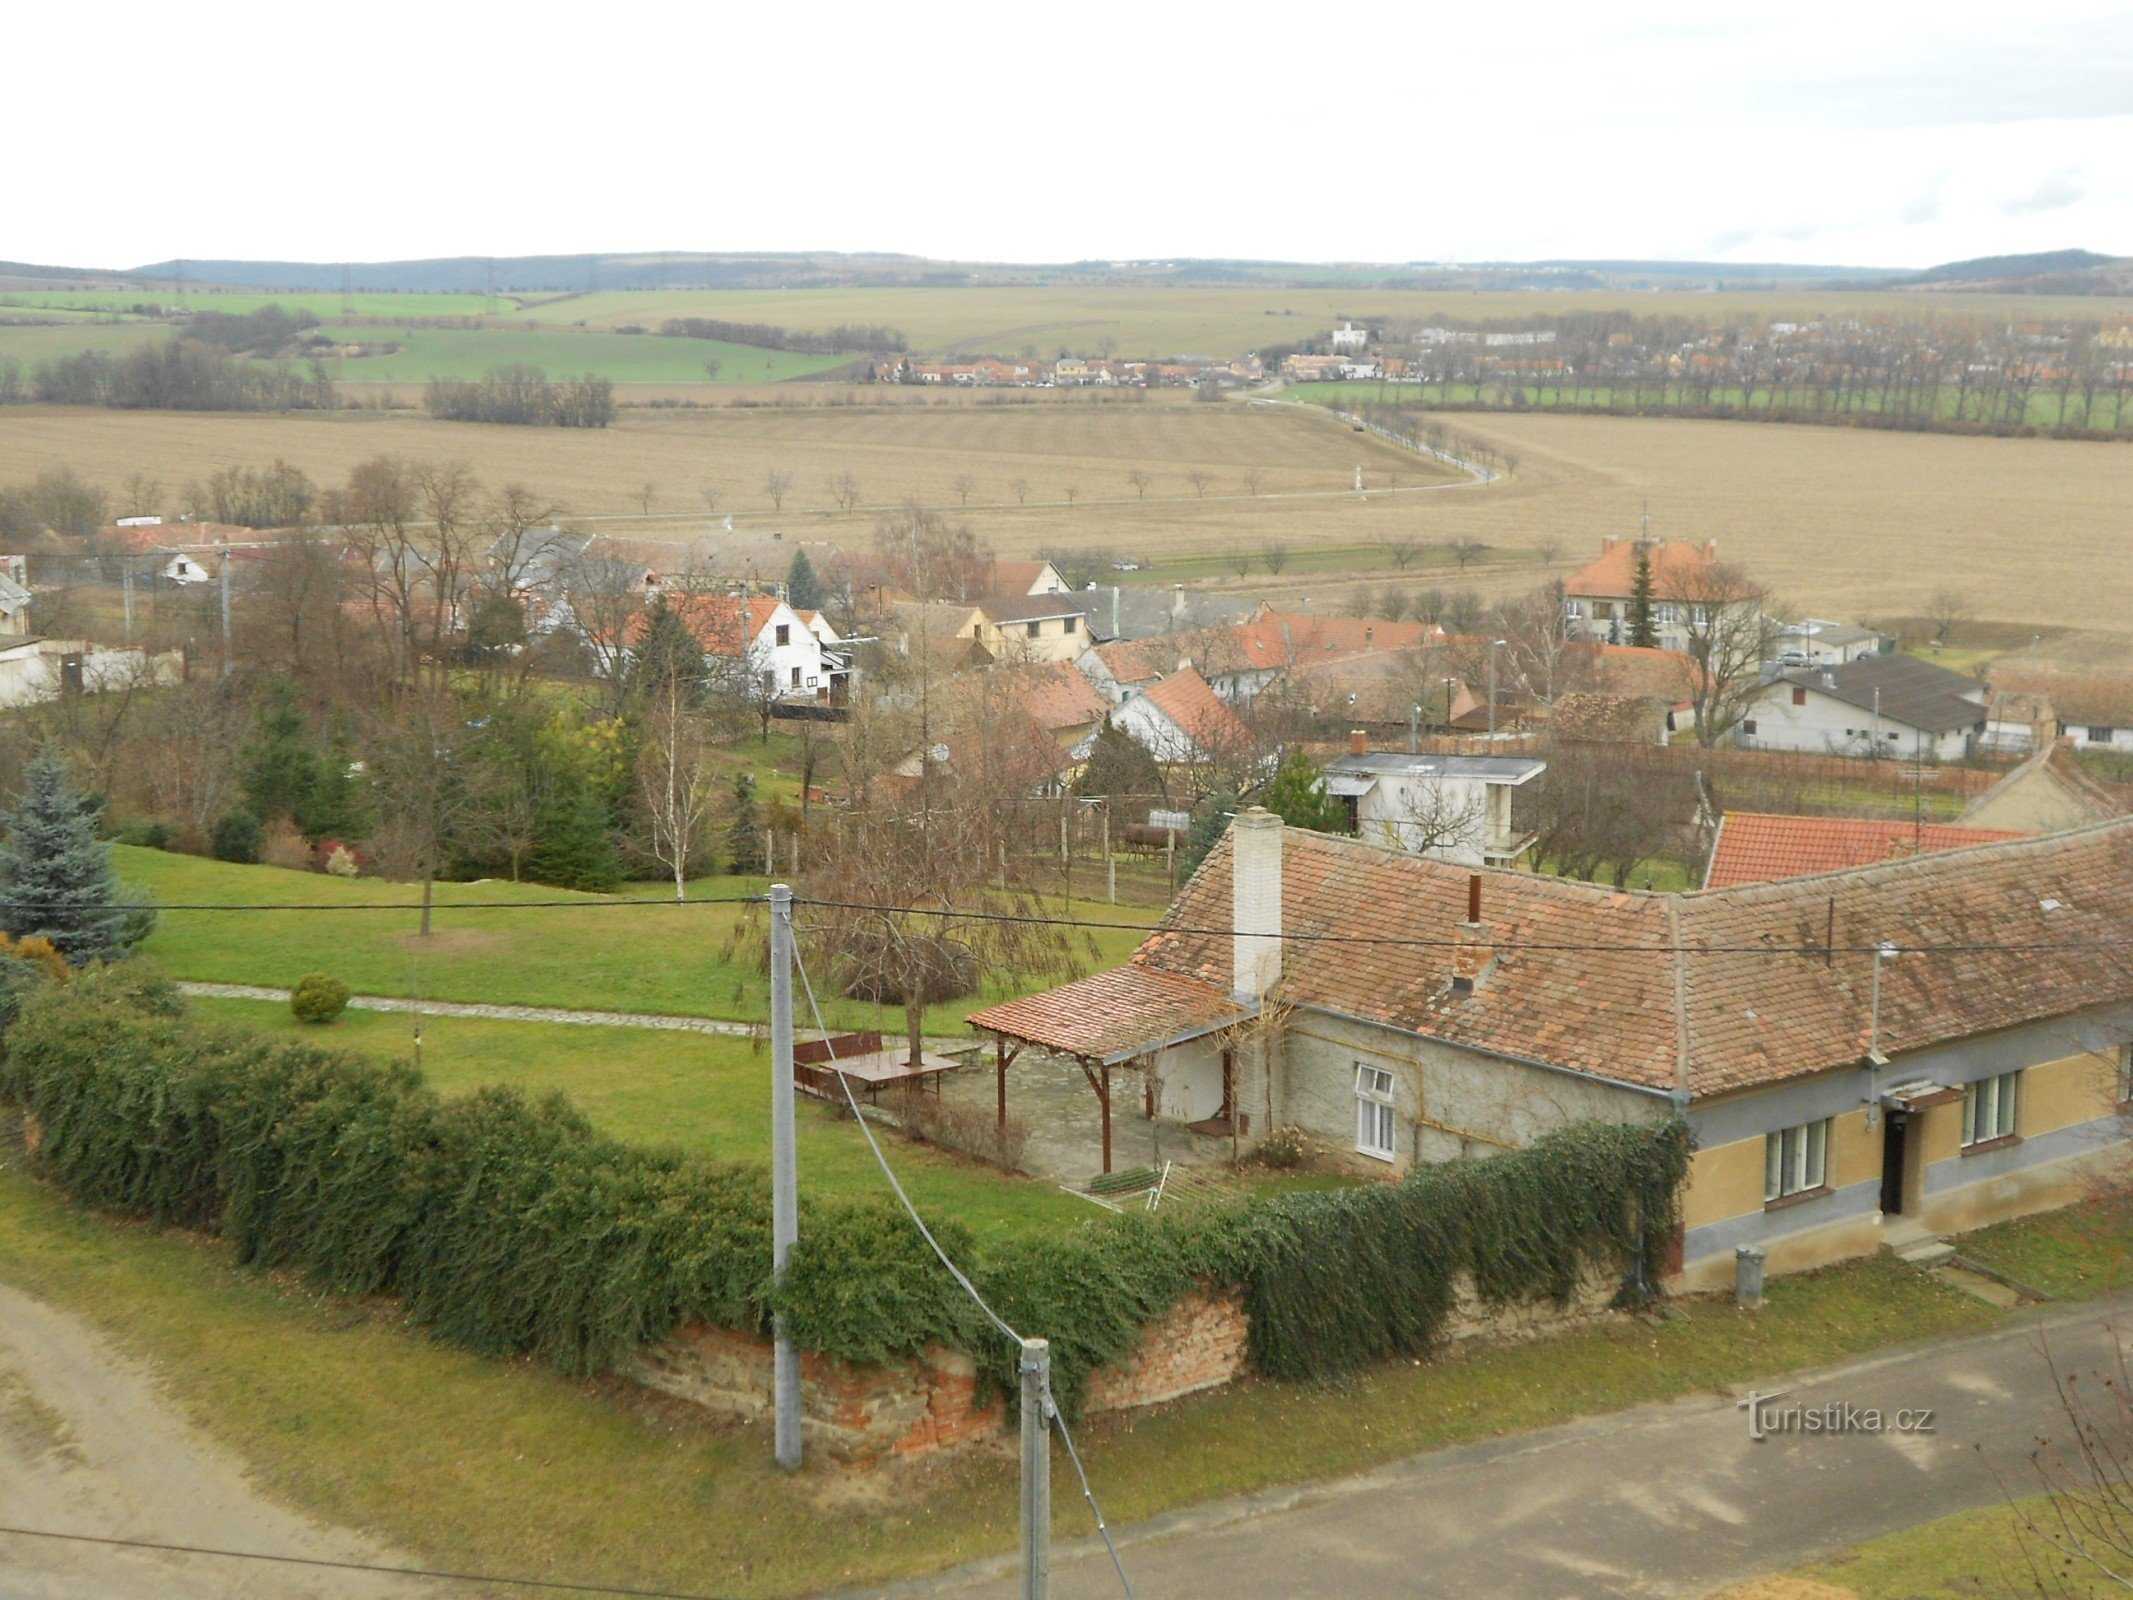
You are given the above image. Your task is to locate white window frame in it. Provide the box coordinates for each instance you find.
[1355,1064,1397,1162]
[1962,1071,2020,1147]
[1763,1118,1829,1202]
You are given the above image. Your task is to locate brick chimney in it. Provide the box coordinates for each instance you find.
[1703,538,1718,560]
[1601,535,1619,553]
[1348,728,1368,756]
[1231,807,1283,1002]
[1450,872,1496,995]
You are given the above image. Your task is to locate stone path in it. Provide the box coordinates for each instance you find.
[177,982,759,1038]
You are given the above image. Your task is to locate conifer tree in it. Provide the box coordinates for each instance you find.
[784,547,823,613]
[1258,748,1349,834]
[1177,784,1239,879]
[625,596,707,707]
[1627,543,1658,649]
[727,772,765,875]
[525,784,621,893]
[242,676,322,823]
[0,752,152,964]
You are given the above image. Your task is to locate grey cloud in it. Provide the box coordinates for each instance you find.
[2000,166,2088,216]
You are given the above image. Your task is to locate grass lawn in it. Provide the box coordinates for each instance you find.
[1731,1497,2100,1597]
[0,1155,2123,1597]
[118,845,1153,1026]
[194,999,1094,1240]
[316,324,850,385]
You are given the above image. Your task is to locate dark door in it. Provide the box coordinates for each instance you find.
[1880,1110,1908,1215]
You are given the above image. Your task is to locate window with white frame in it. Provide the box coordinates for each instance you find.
[1355,1064,1397,1161]
[1764,1118,1829,1201]
[1655,602,1678,626]
[1962,1071,2020,1147]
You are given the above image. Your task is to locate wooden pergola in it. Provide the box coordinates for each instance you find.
[967,965,1256,1175]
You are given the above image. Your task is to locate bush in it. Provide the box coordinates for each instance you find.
[211,809,262,864]
[1256,1125,1310,1169]
[888,1087,1030,1172]
[115,819,174,850]
[322,843,360,878]
[288,973,350,1025]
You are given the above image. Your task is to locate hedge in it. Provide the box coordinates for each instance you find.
[0,970,1688,1410]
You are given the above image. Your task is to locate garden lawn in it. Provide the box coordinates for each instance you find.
[118,845,1151,1025]
[1774,1499,2077,1597]
[3,1174,2124,1597]
[193,999,1094,1240]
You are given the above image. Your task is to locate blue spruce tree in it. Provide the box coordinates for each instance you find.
[0,753,153,964]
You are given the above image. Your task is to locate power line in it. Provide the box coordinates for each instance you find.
[0,1523,737,1599]
[790,935,1138,1600]
[0,895,765,914]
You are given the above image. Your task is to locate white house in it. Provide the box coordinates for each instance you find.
[1320,740,1547,866]
[663,593,844,701]
[1330,322,1369,350]
[1106,666,1255,767]
[1772,619,1890,668]
[1737,655,1989,762]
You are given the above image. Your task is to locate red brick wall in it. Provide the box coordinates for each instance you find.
[1087,1287,1248,1413]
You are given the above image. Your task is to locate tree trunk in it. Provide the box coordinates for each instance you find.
[420,872,434,938]
[904,991,924,1068]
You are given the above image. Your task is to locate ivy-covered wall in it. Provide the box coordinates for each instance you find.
[0,969,1689,1411]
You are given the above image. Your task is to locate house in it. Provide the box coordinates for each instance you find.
[1983,688,2057,754]
[659,593,843,701]
[0,556,31,637]
[982,559,1070,596]
[1106,666,1255,768]
[1993,673,2133,754]
[971,811,2133,1291]
[1962,745,2129,833]
[1562,537,1736,654]
[1545,691,1675,746]
[888,663,1109,797]
[968,593,1090,664]
[1738,655,1990,761]
[1330,322,1370,350]
[1066,585,1261,648]
[1702,813,2025,889]
[1773,618,1890,668]
[1320,735,1546,865]
[0,637,184,708]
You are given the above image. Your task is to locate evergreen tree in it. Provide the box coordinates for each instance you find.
[0,752,152,964]
[525,784,621,892]
[1176,784,1239,879]
[295,732,369,843]
[1257,748,1348,833]
[727,773,765,876]
[242,676,322,823]
[625,596,707,706]
[1627,543,1658,649]
[1072,719,1165,801]
[785,547,823,613]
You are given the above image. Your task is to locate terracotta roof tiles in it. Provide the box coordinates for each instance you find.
[1703,813,2025,889]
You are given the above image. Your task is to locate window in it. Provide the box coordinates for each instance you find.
[1742,719,1758,736]
[775,624,790,646]
[1764,1119,1829,1202]
[1026,621,1041,639]
[1564,600,1585,621]
[1064,615,1079,633]
[1355,1064,1397,1161]
[789,666,802,688]
[1962,1071,2020,1147]
[1791,686,1808,707]
[1656,603,1678,626]
[2091,726,2117,743]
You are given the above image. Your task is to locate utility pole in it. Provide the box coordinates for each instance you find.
[1020,1337,1051,1600]
[768,884,801,1470]
[121,564,134,645]
[219,548,233,676]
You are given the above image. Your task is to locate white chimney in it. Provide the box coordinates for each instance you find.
[1231,807,1284,1001]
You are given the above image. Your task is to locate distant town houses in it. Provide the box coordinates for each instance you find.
[867,353,1245,389]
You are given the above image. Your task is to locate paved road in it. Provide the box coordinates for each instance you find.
[0,1283,441,1599]
[849,1297,2130,1600]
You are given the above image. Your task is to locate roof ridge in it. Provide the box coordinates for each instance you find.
[1690,811,2133,897]
[1665,893,1691,1099]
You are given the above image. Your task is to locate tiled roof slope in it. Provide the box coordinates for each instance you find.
[1137,666,1254,753]
[1125,818,2133,1101]
[1704,813,2024,889]
[967,966,1251,1063]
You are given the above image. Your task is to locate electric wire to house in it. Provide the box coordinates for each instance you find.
[790,927,1140,1600]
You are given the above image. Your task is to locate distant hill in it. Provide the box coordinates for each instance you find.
[1885,249,2133,295]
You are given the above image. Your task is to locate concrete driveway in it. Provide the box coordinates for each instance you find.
[845,1296,2130,1600]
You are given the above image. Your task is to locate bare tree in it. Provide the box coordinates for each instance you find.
[1243,467,1263,497]
[1264,543,1291,575]
[1490,580,1593,710]
[701,356,722,380]
[952,474,976,505]
[1230,549,1255,578]
[761,470,793,512]
[1667,560,1778,748]
[1926,585,1976,647]
[637,673,719,901]
[1448,537,1490,572]
[1364,780,1488,859]
[1186,470,1213,498]
[874,503,994,602]
[828,472,862,511]
[699,483,720,513]
[2000,1320,2133,1597]
[1010,477,1030,504]
[1062,483,1080,506]
[1377,535,1422,571]
[632,482,658,515]
[1126,469,1151,500]
[1533,537,1562,566]
[121,472,162,519]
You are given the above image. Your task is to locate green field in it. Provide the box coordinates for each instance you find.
[0,321,169,365]
[313,323,852,384]
[117,845,1145,1027]
[0,288,499,318]
[192,998,1093,1239]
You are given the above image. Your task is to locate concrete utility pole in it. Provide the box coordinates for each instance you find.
[1020,1337,1052,1600]
[219,548,233,676]
[121,565,133,645]
[768,884,801,1469]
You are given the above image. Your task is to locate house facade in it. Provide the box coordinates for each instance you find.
[666,594,842,700]
[972,813,2133,1293]
[1738,655,1989,761]
[1320,742,1545,866]
[1562,536,1746,655]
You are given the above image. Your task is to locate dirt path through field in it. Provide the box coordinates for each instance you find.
[0,1281,440,1598]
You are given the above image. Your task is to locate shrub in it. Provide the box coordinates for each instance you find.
[322,843,360,878]
[288,973,350,1025]
[115,819,174,850]
[260,819,313,872]
[1256,1125,1310,1170]
[211,809,262,864]
[888,1087,1031,1172]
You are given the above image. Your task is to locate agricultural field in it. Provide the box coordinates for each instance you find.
[0,288,499,318]
[307,324,852,384]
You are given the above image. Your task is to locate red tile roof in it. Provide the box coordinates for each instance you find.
[981,817,2133,1100]
[1135,666,1254,755]
[967,965,1253,1063]
[1703,813,2026,889]
[645,593,780,656]
[1565,538,1719,600]
[1010,661,1108,733]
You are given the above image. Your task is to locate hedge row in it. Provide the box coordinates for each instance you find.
[0,970,1687,1408]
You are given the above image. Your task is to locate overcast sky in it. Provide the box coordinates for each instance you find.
[18,0,2133,271]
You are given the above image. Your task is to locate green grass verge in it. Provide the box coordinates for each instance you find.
[193,998,1093,1240]
[0,1162,2121,1596]
[118,845,1150,1026]
[1792,1499,2077,1597]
